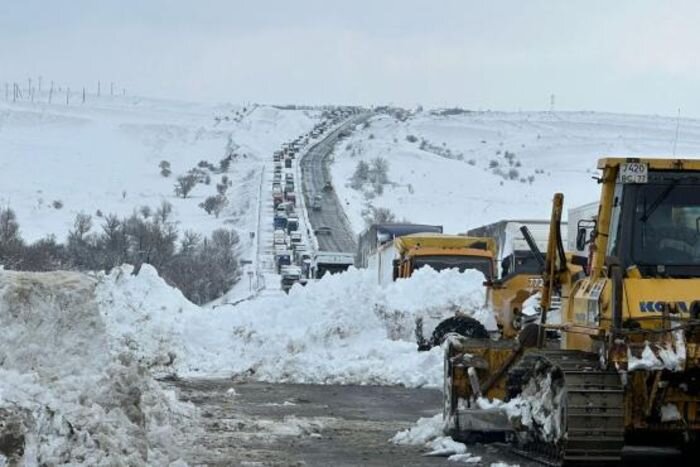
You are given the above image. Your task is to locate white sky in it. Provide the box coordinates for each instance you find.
[2,0,700,116]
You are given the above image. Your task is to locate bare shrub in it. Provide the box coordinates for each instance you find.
[200,195,227,218]
[174,174,197,198]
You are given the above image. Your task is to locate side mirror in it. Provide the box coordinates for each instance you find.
[576,228,587,251]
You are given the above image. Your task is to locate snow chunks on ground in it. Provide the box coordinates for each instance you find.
[0,270,191,466]
[96,264,491,387]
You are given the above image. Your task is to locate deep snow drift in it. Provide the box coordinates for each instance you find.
[0,261,492,463]
[96,264,493,388]
[0,270,191,465]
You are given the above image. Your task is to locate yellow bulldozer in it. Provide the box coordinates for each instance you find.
[444,157,700,464]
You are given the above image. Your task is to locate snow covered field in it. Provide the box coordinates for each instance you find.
[0,96,319,243]
[330,110,700,235]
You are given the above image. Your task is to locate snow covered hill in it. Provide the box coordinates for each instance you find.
[330,110,700,235]
[0,96,320,243]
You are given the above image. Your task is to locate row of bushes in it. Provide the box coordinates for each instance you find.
[0,203,240,305]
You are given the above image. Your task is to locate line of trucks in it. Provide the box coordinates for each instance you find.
[271,137,305,294]
[357,157,700,465]
[271,109,358,293]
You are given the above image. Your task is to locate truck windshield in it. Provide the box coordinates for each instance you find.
[413,255,492,278]
[631,180,700,269]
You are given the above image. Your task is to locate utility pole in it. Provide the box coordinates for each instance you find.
[82,87,86,104]
[549,94,555,112]
[27,78,31,96]
[97,80,101,97]
[4,83,8,101]
[49,81,54,104]
[110,82,114,96]
[66,87,70,105]
[38,76,42,93]
[672,108,681,156]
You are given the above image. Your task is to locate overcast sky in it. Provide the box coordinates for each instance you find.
[1,0,700,116]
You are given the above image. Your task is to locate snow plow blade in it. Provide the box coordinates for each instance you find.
[453,408,512,434]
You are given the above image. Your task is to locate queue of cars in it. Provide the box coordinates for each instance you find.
[271,108,360,292]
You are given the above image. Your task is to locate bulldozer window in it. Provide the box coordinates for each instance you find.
[632,182,700,269]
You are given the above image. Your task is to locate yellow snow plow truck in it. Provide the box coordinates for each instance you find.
[394,233,497,280]
[390,233,499,350]
[444,158,700,464]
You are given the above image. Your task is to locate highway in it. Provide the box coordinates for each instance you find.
[301,115,369,253]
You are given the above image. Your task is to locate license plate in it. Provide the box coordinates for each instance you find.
[617,162,648,184]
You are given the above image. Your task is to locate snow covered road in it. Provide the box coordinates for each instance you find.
[301,114,371,253]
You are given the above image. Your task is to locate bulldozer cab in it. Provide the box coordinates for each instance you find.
[601,161,700,279]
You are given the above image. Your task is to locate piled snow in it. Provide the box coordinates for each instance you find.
[391,413,485,462]
[331,111,700,235]
[0,270,192,465]
[475,371,563,443]
[628,333,686,372]
[660,403,682,423]
[426,436,468,456]
[391,413,443,445]
[95,264,492,387]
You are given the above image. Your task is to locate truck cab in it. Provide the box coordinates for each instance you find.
[280,265,302,293]
[394,234,496,281]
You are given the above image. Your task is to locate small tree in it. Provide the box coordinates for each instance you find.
[0,207,24,268]
[351,160,370,189]
[174,174,197,198]
[219,156,231,173]
[216,176,231,196]
[155,200,174,224]
[159,160,172,177]
[200,195,227,218]
[140,205,152,219]
[370,157,389,184]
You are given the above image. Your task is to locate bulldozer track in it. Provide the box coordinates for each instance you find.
[507,350,625,466]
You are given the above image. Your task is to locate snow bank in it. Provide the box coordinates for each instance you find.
[0,270,191,466]
[95,264,492,387]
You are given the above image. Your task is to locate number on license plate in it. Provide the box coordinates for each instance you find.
[617,162,648,184]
